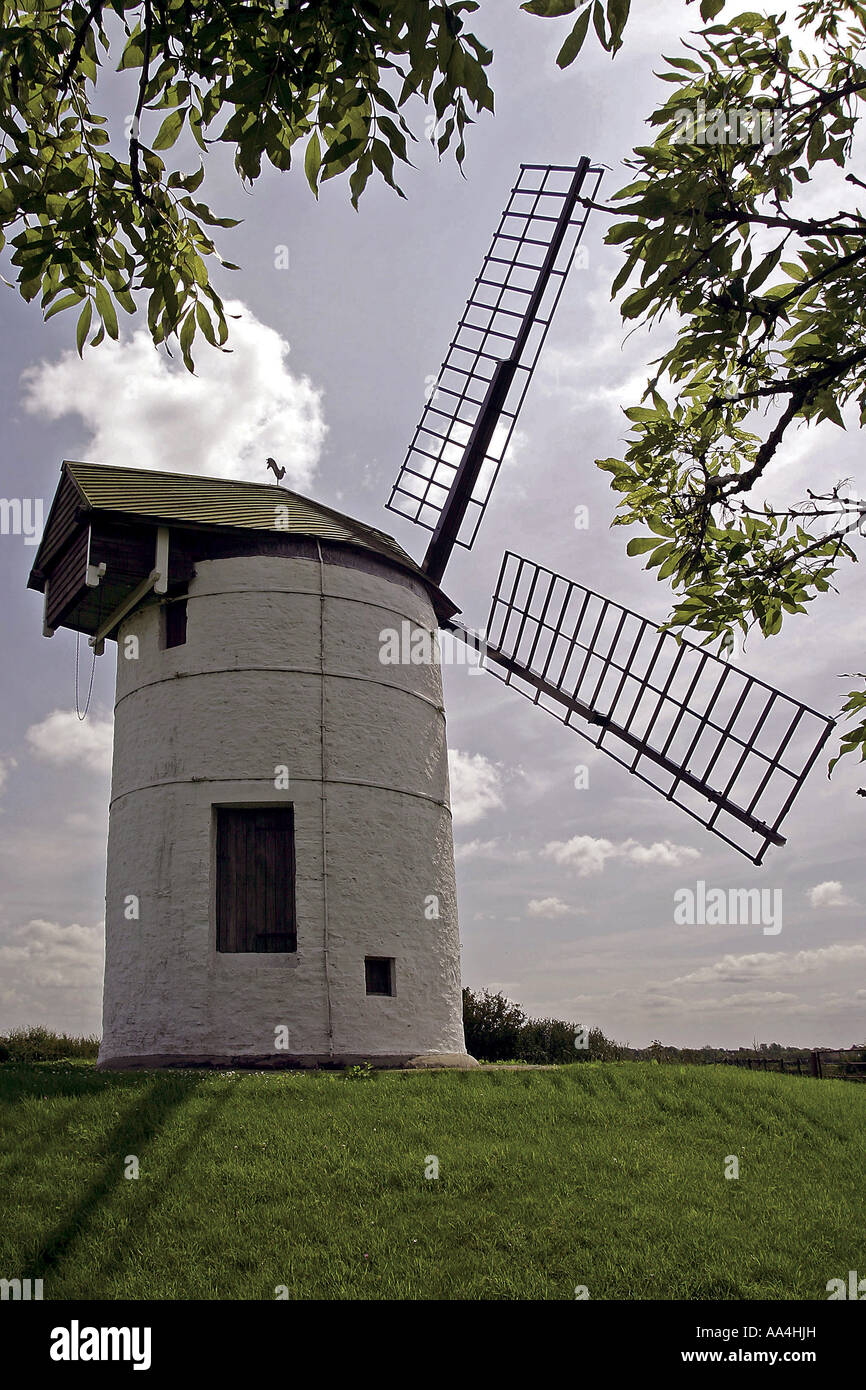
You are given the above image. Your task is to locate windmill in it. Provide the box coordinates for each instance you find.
[28,160,834,1072]
[386,159,834,867]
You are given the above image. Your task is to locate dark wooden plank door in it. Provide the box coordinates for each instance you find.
[216,807,296,952]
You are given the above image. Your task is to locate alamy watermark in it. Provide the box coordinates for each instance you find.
[0,497,43,545]
[379,622,487,673]
[671,99,785,154]
[49,1323,152,1370]
[674,879,782,935]
[0,1277,43,1300]
[827,1270,866,1299]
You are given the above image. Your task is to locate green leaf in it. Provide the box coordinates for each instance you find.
[76,300,92,356]
[806,122,824,167]
[93,283,119,340]
[152,108,187,152]
[521,0,581,15]
[349,152,373,208]
[607,0,630,43]
[626,536,661,555]
[195,300,217,346]
[557,6,592,67]
[371,138,403,193]
[180,309,196,372]
[118,35,146,71]
[304,131,321,195]
[606,220,645,245]
[44,290,84,321]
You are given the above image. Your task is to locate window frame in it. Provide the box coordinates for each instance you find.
[365,956,396,997]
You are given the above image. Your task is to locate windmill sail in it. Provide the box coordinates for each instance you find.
[469,552,834,865]
[387,160,603,584]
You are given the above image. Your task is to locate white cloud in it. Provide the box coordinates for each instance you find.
[542,343,650,417]
[620,838,701,868]
[542,835,619,877]
[448,750,504,826]
[26,710,114,774]
[20,300,326,490]
[664,991,801,1013]
[0,918,103,1034]
[455,837,500,861]
[542,834,700,876]
[669,942,866,987]
[0,757,15,793]
[808,880,853,908]
[528,897,572,918]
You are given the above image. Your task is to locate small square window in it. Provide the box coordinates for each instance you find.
[365,957,395,996]
[163,599,187,649]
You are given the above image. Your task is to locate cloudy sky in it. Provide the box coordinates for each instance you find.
[1,1,863,1048]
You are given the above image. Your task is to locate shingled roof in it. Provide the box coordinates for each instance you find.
[29,459,458,638]
[31,459,425,579]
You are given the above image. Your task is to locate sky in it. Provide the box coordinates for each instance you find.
[0,0,863,1049]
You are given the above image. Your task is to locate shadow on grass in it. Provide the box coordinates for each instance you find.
[19,1070,237,1292]
[0,1063,159,1194]
[0,1060,143,1101]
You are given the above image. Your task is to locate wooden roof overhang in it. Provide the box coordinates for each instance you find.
[28,462,459,648]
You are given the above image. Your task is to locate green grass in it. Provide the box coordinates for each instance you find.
[0,1061,863,1300]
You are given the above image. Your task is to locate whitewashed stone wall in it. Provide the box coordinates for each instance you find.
[98,551,469,1067]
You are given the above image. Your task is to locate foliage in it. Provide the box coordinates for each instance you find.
[343,1060,374,1081]
[6,0,863,760]
[0,0,498,366]
[519,0,632,67]
[544,0,866,771]
[462,988,527,1061]
[517,1014,582,1063]
[0,1024,99,1061]
[0,1,626,368]
[462,988,622,1062]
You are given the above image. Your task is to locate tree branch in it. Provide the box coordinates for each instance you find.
[58,0,104,96]
[129,0,155,209]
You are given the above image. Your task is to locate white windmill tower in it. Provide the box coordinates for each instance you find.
[29,161,834,1068]
[29,466,469,1067]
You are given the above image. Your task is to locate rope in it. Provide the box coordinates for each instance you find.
[75,580,104,721]
[74,630,96,721]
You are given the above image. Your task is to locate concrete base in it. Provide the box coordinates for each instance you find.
[97,1052,479,1071]
[403,1053,480,1070]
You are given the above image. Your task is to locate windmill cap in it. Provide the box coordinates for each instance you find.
[29,460,459,620]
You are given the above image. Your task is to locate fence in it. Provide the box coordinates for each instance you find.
[716,1050,866,1081]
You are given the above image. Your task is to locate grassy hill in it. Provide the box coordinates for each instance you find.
[1,1060,863,1300]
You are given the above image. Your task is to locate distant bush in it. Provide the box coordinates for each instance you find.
[462,989,623,1064]
[0,1026,99,1062]
[518,1015,578,1064]
[462,989,527,1062]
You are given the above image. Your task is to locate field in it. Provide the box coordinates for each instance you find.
[1,1060,863,1300]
